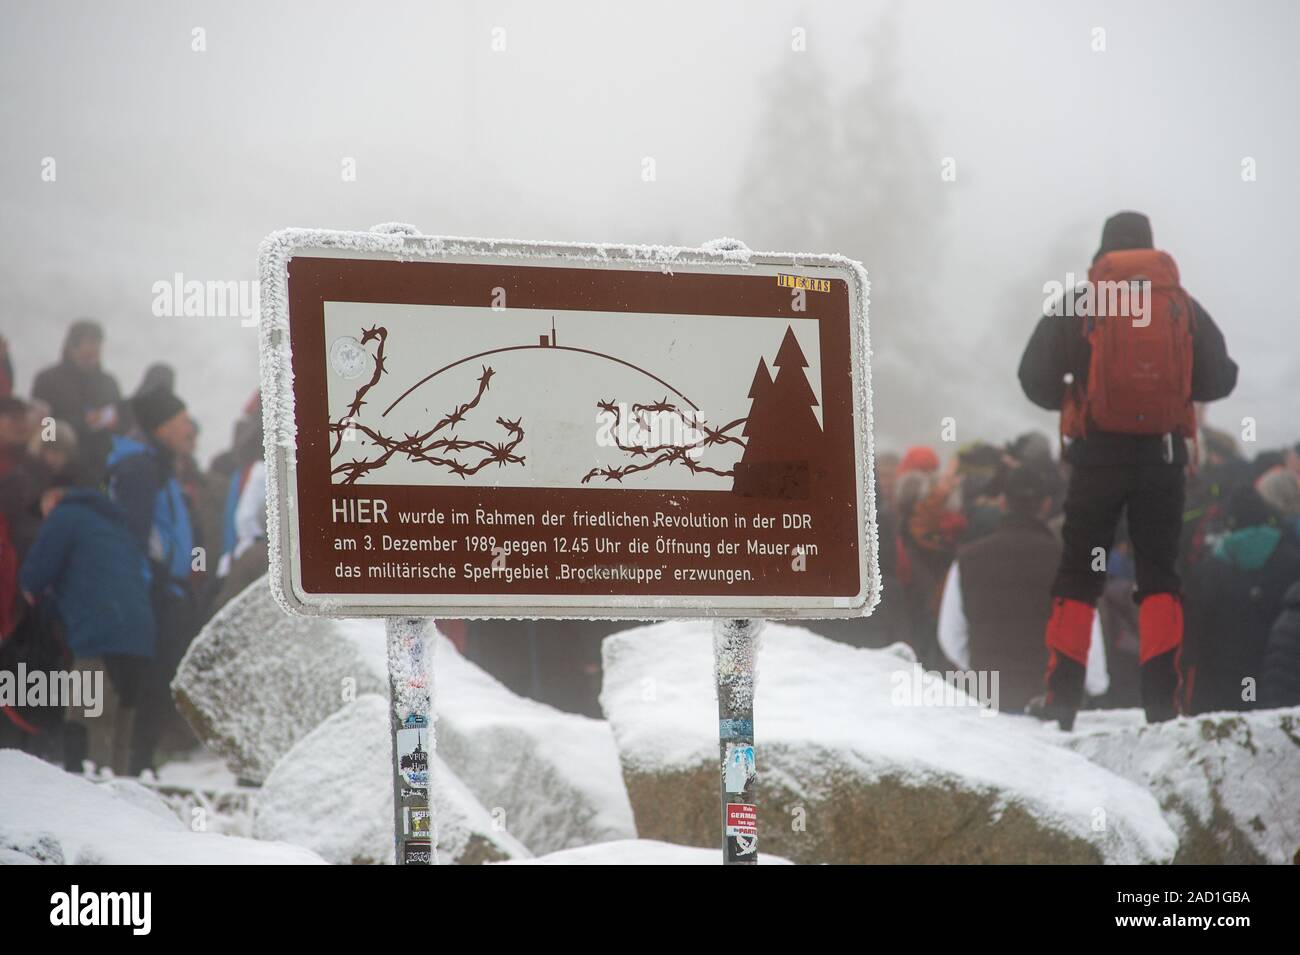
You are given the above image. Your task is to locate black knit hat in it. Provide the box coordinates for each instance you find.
[1094,211,1153,263]
[131,387,185,434]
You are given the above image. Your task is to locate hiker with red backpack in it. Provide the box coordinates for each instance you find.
[1018,211,1238,729]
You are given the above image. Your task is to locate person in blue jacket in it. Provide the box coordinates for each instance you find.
[106,385,197,774]
[19,484,155,774]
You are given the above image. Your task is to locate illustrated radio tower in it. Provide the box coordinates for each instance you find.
[539,316,558,347]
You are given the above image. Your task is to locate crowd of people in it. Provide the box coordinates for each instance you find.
[870,211,1300,726]
[869,428,1300,719]
[0,322,267,775]
[3,211,1299,777]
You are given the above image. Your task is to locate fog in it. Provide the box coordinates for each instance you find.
[3,0,1296,459]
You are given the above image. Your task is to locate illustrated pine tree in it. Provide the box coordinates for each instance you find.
[741,357,773,447]
[732,326,824,498]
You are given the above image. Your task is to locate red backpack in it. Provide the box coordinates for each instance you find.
[1062,248,1197,439]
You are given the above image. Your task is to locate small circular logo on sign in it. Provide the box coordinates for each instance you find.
[329,335,370,380]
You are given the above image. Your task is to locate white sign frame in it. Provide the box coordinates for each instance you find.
[258,227,877,620]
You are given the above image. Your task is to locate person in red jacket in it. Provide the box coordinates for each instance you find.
[1018,212,1238,729]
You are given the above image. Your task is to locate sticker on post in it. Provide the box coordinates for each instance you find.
[403,840,432,865]
[396,726,430,787]
[725,802,756,835]
[404,805,432,837]
[719,718,753,740]
[724,743,756,794]
[725,802,758,860]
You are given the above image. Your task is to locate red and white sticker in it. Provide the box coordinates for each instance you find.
[725,803,757,836]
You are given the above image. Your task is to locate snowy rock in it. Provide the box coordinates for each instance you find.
[97,778,185,827]
[427,633,637,854]
[309,621,637,854]
[497,838,792,865]
[601,621,1178,865]
[1,829,65,864]
[1056,707,1300,864]
[171,576,386,783]
[174,576,634,854]
[253,694,530,864]
[0,751,324,864]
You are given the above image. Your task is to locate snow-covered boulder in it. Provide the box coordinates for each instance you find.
[175,576,634,854]
[600,621,1178,865]
[96,778,187,826]
[498,839,793,865]
[1056,706,1300,864]
[171,576,387,783]
[253,694,529,864]
[427,634,637,854]
[324,624,637,853]
[0,751,324,864]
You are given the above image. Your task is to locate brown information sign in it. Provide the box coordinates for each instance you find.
[258,230,877,618]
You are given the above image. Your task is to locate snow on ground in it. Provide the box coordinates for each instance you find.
[345,624,636,854]
[429,631,637,853]
[496,839,792,865]
[137,748,260,838]
[132,573,1299,863]
[1051,705,1300,864]
[177,576,634,856]
[153,748,243,791]
[253,694,530,864]
[0,751,324,864]
[602,620,1179,864]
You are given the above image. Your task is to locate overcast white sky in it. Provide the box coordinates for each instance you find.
[3,0,1296,458]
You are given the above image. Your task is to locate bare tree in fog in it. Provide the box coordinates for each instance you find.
[737,11,949,451]
[736,46,840,252]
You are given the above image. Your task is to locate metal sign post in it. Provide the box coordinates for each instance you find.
[386,616,435,865]
[715,618,762,864]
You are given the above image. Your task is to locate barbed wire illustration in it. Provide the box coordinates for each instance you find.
[582,397,746,483]
[329,325,526,484]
